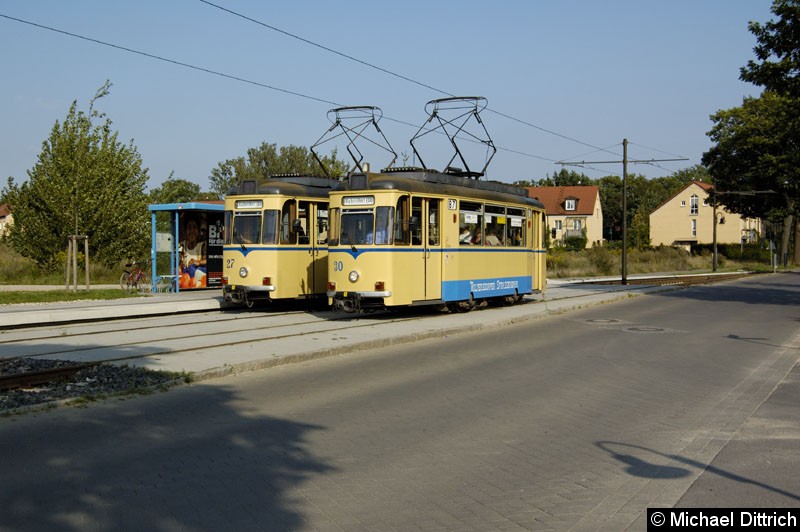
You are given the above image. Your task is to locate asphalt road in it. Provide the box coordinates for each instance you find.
[1,273,798,531]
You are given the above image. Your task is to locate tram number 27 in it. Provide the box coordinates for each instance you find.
[332,261,344,272]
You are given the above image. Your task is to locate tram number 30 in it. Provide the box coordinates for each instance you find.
[333,260,344,272]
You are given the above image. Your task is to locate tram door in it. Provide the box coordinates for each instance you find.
[412,197,442,301]
[298,200,328,294]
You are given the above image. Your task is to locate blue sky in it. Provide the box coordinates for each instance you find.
[0,1,774,191]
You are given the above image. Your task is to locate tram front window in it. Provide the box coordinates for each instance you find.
[233,213,261,245]
[340,206,394,245]
[341,210,374,246]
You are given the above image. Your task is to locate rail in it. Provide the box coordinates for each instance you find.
[586,272,757,287]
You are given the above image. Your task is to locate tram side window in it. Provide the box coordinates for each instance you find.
[233,213,261,245]
[484,205,506,246]
[394,196,410,245]
[428,200,440,245]
[280,200,296,244]
[317,208,329,245]
[410,197,423,245]
[459,201,483,245]
[507,208,525,247]
[262,210,279,244]
[295,202,310,244]
[374,206,394,245]
[329,208,340,246]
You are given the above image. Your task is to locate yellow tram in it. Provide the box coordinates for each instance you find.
[326,168,546,312]
[221,176,341,307]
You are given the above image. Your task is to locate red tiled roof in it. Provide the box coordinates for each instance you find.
[524,186,599,216]
[0,203,10,217]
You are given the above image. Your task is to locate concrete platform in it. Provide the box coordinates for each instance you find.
[0,281,658,330]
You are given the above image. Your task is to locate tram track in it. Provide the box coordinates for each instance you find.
[0,310,419,366]
[0,272,760,398]
[587,271,758,286]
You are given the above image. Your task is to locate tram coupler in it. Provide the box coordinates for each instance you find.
[332,292,361,313]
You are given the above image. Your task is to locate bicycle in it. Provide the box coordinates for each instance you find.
[120,259,147,292]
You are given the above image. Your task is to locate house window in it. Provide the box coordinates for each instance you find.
[572,219,581,231]
[691,219,697,237]
[690,195,699,215]
[565,199,576,211]
[680,200,686,207]
[555,220,562,231]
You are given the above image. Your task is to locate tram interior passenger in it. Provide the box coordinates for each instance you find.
[293,219,308,244]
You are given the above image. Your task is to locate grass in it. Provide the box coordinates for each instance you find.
[0,289,147,305]
[547,246,774,279]
[0,241,152,304]
[0,240,777,305]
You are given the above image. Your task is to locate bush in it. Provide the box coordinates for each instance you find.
[587,247,617,275]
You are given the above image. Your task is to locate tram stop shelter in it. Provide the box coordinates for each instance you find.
[147,202,224,293]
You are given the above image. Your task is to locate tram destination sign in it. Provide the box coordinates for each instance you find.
[343,196,375,206]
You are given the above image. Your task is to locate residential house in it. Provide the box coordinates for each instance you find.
[0,203,12,237]
[649,180,761,250]
[525,186,603,248]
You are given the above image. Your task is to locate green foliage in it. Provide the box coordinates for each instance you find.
[710,1,800,263]
[704,93,798,218]
[563,234,587,251]
[2,82,149,270]
[740,0,800,98]
[149,173,202,204]
[629,207,651,249]
[208,142,350,197]
[586,246,617,275]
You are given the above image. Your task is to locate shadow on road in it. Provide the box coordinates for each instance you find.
[0,381,334,531]
[596,441,800,503]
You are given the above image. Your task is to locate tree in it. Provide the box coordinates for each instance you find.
[703,92,799,263]
[730,0,800,263]
[740,0,800,98]
[149,173,202,204]
[209,142,350,198]
[2,81,150,269]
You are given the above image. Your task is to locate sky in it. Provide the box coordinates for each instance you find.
[0,0,775,192]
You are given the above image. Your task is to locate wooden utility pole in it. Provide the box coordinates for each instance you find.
[622,139,628,284]
[558,139,688,285]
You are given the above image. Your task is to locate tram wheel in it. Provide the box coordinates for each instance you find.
[448,299,474,313]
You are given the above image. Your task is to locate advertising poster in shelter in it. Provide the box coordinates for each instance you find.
[178,211,224,289]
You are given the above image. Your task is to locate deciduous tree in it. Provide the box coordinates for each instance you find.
[209,142,349,198]
[2,81,149,269]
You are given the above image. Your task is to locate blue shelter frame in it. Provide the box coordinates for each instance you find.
[147,202,225,293]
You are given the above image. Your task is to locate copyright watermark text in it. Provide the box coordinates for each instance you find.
[648,509,798,530]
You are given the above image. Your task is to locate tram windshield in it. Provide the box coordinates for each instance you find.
[230,210,280,245]
[232,212,261,245]
[339,206,394,245]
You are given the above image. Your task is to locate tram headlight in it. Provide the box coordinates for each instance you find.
[239,266,248,278]
[348,270,359,283]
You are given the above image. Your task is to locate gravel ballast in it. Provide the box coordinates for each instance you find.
[1,358,184,413]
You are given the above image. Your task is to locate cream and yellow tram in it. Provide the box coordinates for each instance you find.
[222,176,342,307]
[326,168,546,312]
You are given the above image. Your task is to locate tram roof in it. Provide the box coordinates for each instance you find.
[226,175,344,198]
[345,169,545,209]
